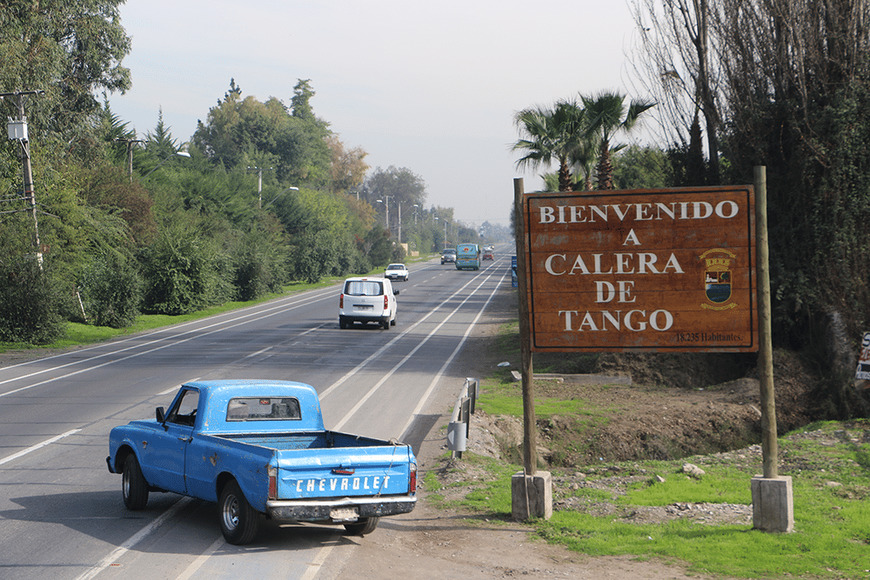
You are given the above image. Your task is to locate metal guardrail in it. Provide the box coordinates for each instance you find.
[446,378,478,459]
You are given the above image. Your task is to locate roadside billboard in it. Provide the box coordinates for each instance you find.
[520,187,758,352]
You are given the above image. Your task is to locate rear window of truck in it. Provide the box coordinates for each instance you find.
[226,397,302,421]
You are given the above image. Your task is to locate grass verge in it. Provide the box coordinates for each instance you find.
[425,323,870,579]
[427,420,870,579]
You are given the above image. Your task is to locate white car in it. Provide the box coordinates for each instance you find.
[339,277,399,329]
[384,263,409,281]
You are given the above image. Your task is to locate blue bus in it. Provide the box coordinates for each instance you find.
[455,243,480,270]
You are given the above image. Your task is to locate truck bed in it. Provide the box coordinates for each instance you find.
[214,430,394,451]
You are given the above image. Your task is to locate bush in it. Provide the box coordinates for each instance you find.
[80,254,142,328]
[140,224,231,315]
[0,257,65,344]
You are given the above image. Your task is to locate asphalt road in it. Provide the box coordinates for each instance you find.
[0,250,513,579]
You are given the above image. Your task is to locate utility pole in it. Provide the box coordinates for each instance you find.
[247,166,273,209]
[115,137,144,182]
[2,90,45,266]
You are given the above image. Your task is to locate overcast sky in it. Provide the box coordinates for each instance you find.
[110,0,644,227]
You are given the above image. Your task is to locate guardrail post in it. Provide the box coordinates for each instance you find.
[447,378,478,459]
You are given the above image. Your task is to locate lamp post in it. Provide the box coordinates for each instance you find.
[142,150,190,178]
[435,216,449,248]
[247,166,273,208]
[261,185,299,210]
[115,137,145,182]
[376,196,392,234]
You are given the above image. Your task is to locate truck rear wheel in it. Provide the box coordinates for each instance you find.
[122,454,149,510]
[344,516,379,536]
[219,480,259,545]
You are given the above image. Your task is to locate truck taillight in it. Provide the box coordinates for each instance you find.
[339,294,344,308]
[268,465,277,500]
[384,294,389,310]
[409,463,417,495]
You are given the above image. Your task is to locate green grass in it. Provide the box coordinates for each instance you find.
[477,376,603,419]
[439,321,870,578]
[437,421,870,579]
[619,463,752,506]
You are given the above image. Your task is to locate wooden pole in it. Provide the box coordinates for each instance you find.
[513,178,537,475]
[754,166,778,478]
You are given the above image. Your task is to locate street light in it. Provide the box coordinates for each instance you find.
[376,196,391,232]
[261,185,299,209]
[142,150,190,178]
[435,216,449,248]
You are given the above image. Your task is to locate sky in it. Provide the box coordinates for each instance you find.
[110,0,645,227]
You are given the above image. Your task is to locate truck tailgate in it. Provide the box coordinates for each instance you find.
[274,444,413,499]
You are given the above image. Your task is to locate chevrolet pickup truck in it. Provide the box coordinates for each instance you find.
[106,380,417,544]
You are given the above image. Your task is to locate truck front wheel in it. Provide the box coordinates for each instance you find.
[219,480,259,545]
[344,516,379,536]
[122,454,149,510]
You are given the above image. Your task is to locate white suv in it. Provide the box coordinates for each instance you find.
[338,277,399,329]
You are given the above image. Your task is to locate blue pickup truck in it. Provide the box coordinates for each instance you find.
[106,380,417,544]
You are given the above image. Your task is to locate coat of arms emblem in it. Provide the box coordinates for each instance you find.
[699,248,737,310]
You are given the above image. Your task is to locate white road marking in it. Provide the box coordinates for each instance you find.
[0,428,81,466]
[175,535,225,580]
[400,268,509,439]
[75,497,193,580]
[0,287,338,396]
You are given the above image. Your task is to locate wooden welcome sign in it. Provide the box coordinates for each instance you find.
[520,187,758,352]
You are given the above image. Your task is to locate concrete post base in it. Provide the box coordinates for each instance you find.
[511,471,552,521]
[751,475,794,533]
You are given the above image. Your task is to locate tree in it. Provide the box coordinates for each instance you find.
[192,79,332,188]
[326,135,368,194]
[0,0,131,136]
[513,100,588,192]
[582,91,654,190]
[362,166,428,236]
[630,0,721,183]
[612,145,669,189]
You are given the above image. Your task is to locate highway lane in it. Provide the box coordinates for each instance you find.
[0,250,514,579]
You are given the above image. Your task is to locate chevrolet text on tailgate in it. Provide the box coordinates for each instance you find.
[106,380,417,544]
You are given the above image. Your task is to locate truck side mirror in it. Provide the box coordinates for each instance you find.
[393,289,400,296]
[156,407,165,423]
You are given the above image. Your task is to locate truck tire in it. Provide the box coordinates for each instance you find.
[344,516,379,536]
[219,480,259,545]
[339,316,348,329]
[122,454,149,510]
[381,319,390,330]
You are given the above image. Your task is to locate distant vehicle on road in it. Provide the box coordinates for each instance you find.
[339,277,399,329]
[482,249,494,260]
[455,243,481,270]
[440,248,456,264]
[384,263,409,281]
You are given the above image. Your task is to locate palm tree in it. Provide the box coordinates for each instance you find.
[569,132,599,191]
[513,100,586,192]
[582,92,654,190]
